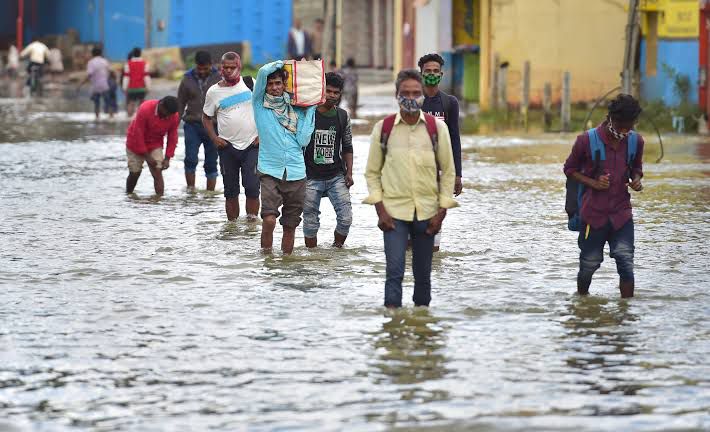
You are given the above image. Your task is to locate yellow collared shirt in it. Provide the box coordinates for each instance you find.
[364,111,459,221]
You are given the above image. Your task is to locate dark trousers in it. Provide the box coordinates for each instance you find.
[578,219,635,286]
[383,218,435,307]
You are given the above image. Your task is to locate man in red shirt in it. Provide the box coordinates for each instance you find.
[125,96,180,196]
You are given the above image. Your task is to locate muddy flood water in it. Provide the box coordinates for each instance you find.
[0,91,709,431]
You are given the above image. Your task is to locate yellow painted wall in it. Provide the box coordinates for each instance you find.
[640,0,698,39]
[487,0,629,104]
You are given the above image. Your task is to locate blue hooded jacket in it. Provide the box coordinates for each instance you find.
[252,60,316,181]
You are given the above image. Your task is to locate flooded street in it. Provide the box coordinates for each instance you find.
[1,92,709,431]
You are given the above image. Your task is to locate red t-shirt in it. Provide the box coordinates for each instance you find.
[125,100,179,158]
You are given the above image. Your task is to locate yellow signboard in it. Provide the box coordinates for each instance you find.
[453,0,480,46]
[641,0,698,38]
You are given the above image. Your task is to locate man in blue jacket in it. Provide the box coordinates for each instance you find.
[252,61,316,254]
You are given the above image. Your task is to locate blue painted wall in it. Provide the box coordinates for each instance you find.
[640,39,699,105]
[168,0,292,64]
[28,0,291,63]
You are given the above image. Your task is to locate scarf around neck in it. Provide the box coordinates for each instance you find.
[264,93,298,133]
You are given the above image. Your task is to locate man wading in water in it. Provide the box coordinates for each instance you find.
[364,69,458,308]
[203,52,260,221]
[564,94,644,298]
[125,96,180,196]
[302,72,354,248]
[419,53,463,252]
[252,61,316,255]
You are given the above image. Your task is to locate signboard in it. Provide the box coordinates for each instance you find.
[642,0,698,38]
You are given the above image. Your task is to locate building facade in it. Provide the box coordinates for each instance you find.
[12,0,292,63]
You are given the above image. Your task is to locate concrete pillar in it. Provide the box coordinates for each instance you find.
[386,0,394,69]
[479,0,491,109]
[372,0,381,68]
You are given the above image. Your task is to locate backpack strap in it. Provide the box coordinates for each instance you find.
[439,91,451,124]
[627,131,638,165]
[379,114,397,155]
[587,128,606,177]
[243,75,254,91]
[423,113,439,152]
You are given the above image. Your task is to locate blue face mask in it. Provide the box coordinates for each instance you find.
[398,95,425,114]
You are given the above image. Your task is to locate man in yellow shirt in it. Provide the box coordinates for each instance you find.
[364,69,459,308]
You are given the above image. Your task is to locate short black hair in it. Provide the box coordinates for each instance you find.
[92,46,102,57]
[267,68,288,82]
[418,53,445,70]
[160,96,179,114]
[325,72,344,91]
[132,47,142,58]
[608,94,642,123]
[195,51,211,66]
[345,58,355,68]
[395,69,423,93]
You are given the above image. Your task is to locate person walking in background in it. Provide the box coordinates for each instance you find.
[418,53,463,252]
[125,96,180,196]
[563,94,644,298]
[339,58,358,118]
[252,61,316,255]
[123,47,151,117]
[364,69,458,308]
[287,19,311,60]
[20,37,49,88]
[202,52,260,221]
[7,42,19,78]
[106,70,119,117]
[303,72,353,248]
[177,50,221,192]
[47,46,64,81]
[310,18,324,59]
[79,47,112,120]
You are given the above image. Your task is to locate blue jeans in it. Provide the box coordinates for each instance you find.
[383,218,435,307]
[578,219,635,286]
[183,122,218,179]
[303,174,353,238]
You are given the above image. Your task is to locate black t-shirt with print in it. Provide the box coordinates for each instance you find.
[305,107,353,180]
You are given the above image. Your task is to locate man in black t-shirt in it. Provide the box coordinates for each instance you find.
[303,72,354,248]
[419,53,463,251]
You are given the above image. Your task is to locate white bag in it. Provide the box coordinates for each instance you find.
[283,59,325,107]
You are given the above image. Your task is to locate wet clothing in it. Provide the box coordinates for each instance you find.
[578,219,635,285]
[305,107,352,180]
[127,147,164,173]
[422,91,462,177]
[563,122,644,230]
[252,60,316,181]
[303,174,352,238]
[177,67,220,123]
[184,122,219,179]
[125,99,179,159]
[364,111,458,221]
[384,218,436,307]
[219,143,259,199]
[259,172,307,228]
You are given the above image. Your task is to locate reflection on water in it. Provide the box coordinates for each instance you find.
[370,309,449,386]
[562,298,638,380]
